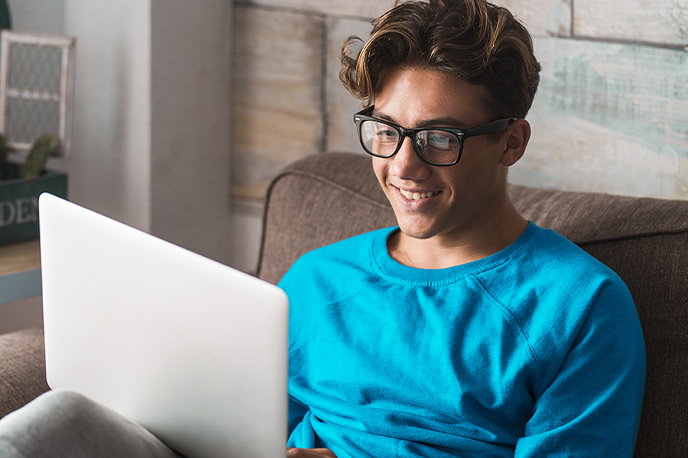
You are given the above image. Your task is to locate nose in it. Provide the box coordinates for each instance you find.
[389,136,431,181]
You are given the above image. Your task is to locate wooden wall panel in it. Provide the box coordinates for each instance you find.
[575,0,688,46]
[231,0,688,205]
[231,5,324,199]
[492,0,572,37]
[325,17,370,155]
[238,0,393,18]
[511,38,688,199]
[241,0,571,37]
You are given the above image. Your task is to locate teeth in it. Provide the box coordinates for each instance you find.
[400,189,435,200]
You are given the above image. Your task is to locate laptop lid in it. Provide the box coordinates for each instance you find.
[39,193,289,458]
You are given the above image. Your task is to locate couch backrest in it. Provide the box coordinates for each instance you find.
[258,152,688,458]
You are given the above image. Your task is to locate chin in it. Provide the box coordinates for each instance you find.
[396,220,438,241]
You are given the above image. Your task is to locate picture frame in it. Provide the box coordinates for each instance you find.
[0,30,76,157]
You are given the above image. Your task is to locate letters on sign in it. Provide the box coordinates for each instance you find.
[0,197,38,228]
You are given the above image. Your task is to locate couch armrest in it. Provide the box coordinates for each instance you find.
[0,327,50,418]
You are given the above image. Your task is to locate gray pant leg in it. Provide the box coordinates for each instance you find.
[0,389,184,458]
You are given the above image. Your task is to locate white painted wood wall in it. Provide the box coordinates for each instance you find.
[229,0,687,272]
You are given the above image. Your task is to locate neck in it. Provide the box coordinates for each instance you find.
[388,199,528,270]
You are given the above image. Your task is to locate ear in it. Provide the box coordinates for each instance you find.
[500,119,530,167]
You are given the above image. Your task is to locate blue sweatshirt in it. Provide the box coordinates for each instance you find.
[279,223,645,457]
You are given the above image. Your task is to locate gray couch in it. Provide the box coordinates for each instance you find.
[2,152,687,457]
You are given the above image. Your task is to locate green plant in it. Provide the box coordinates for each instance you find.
[0,133,59,181]
[19,134,59,179]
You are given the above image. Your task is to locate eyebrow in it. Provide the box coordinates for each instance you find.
[371,109,470,129]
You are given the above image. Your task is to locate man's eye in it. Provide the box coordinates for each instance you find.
[375,128,398,141]
[427,134,452,149]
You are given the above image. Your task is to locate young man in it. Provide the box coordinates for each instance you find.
[282,0,645,457]
[0,1,644,457]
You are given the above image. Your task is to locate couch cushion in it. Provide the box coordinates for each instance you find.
[258,152,395,285]
[0,327,50,418]
[259,152,688,458]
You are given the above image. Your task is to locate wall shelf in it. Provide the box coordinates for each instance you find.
[0,240,42,304]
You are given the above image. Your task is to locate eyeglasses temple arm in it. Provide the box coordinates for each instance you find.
[465,117,518,137]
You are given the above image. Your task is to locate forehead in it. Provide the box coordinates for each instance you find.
[373,67,489,127]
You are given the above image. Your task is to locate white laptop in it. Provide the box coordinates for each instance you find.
[38,193,289,458]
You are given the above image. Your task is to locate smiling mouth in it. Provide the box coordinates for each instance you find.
[399,189,437,201]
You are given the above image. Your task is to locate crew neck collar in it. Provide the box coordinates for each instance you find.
[371,222,540,285]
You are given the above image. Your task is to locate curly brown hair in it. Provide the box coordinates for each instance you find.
[340,0,541,120]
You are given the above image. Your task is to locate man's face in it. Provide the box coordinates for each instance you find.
[371,66,511,243]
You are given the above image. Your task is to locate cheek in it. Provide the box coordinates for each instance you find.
[372,157,388,186]
[468,136,504,162]
[459,138,504,174]
[441,151,497,194]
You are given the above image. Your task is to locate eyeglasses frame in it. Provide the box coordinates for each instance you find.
[353,107,518,167]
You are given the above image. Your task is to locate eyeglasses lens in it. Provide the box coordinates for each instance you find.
[415,130,460,165]
[359,120,398,158]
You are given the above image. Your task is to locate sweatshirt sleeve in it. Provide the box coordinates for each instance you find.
[514,279,646,457]
[279,255,319,447]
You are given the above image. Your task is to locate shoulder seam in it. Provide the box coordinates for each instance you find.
[472,275,542,396]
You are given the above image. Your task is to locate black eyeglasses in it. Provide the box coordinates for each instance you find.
[353,107,517,166]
